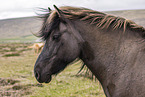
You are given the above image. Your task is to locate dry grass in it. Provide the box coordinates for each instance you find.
[0,43,105,97]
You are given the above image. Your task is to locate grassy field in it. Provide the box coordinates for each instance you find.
[0,35,38,43]
[0,43,105,97]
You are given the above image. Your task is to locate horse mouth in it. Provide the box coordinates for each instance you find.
[45,74,52,83]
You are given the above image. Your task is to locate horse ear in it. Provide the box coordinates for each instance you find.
[53,5,65,19]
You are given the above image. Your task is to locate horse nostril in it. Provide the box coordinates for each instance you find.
[35,71,40,80]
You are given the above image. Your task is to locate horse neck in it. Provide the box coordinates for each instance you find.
[74,20,144,84]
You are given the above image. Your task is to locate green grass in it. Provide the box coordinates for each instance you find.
[3,53,20,57]
[0,35,38,43]
[0,43,105,97]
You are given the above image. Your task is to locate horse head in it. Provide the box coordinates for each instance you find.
[34,5,83,83]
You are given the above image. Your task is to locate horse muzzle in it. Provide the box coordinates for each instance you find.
[34,71,52,83]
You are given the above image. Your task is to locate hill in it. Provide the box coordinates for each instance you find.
[106,9,145,27]
[0,17,42,43]
[0,9,145,42]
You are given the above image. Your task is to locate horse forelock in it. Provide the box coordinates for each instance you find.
[39,10,61,40]
[39,6,145,40]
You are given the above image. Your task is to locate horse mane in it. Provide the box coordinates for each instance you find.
[40,6,145,40]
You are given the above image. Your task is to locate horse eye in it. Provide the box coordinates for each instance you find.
[52,34,61,40]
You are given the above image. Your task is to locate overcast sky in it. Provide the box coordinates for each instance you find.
[0,0,145,20]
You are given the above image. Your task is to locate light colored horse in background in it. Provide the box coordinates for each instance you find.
[28,43,44,54]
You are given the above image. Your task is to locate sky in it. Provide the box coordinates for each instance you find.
[0,0,145,20]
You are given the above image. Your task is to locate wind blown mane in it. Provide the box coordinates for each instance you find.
[40,6,145,40]
[38,6,145,80]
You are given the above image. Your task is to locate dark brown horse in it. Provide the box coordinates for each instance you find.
[34,5,145,97]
